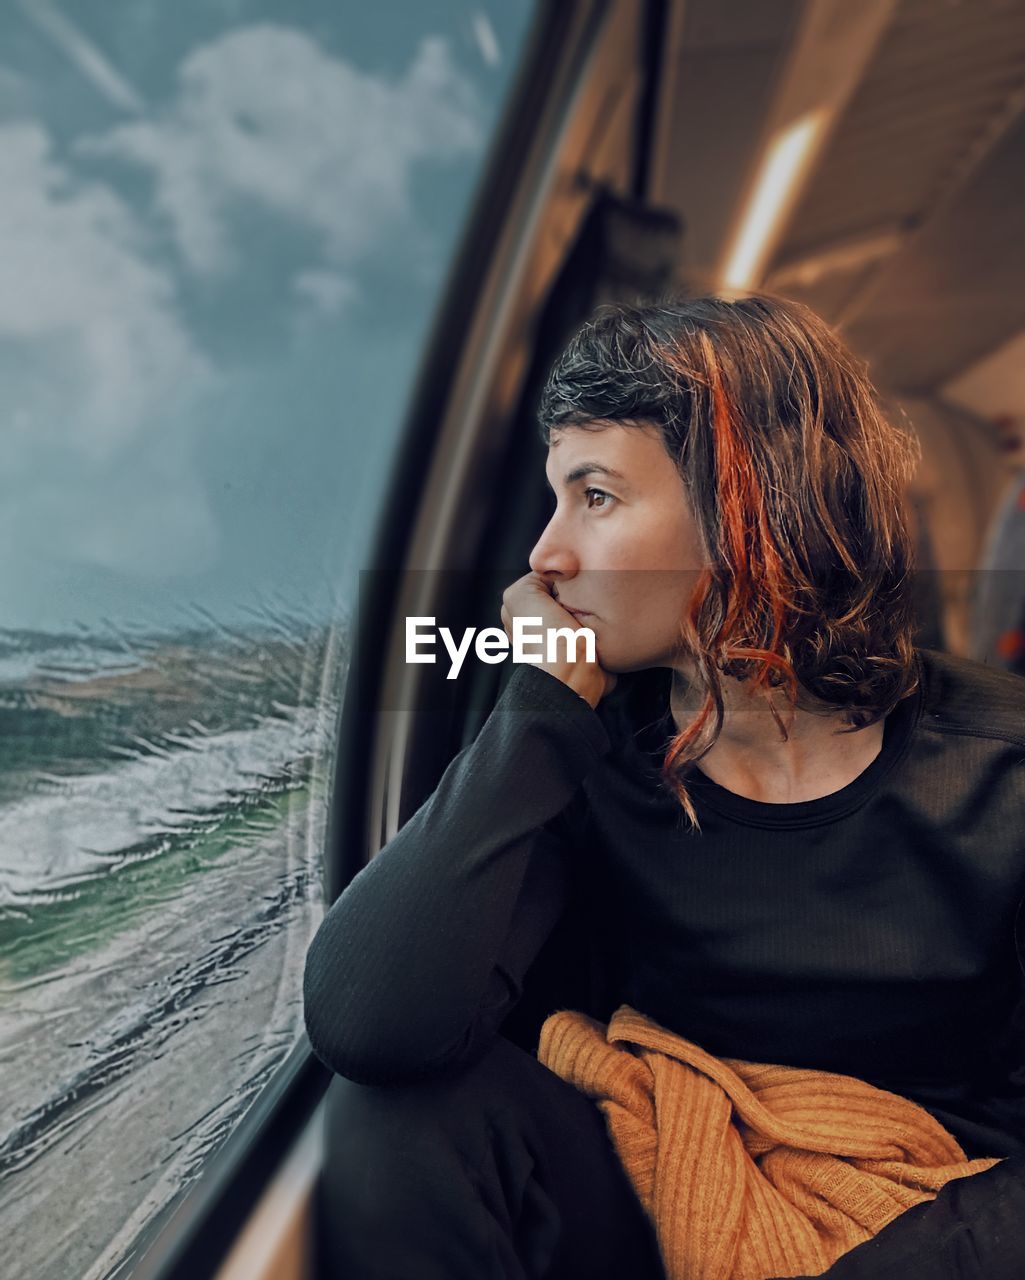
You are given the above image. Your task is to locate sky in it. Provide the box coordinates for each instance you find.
[0,0,534,635]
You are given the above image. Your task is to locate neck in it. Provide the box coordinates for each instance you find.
[668,666,885,805]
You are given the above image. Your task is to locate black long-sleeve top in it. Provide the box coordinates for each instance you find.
[304,646,1025,1271]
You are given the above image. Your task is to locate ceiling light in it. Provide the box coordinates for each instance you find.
[720,110,827,291]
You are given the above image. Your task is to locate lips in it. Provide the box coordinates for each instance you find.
[550,589,593,618]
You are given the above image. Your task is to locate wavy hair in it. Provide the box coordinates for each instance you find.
[536,292,922,830]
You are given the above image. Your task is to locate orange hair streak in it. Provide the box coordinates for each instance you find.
[662,334,802,794]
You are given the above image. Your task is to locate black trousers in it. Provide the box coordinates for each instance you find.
[317,1031,1025,1279]
[316,1033,666,1279]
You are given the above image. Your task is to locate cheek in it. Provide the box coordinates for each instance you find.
[592,578,690,654]
[661,509,706,571]
[586,507,703,615]
[589,521,675,576]
[625,504,701,571]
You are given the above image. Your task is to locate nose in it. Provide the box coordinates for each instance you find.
[528,511,579,579]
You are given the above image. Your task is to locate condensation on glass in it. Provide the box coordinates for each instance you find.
[0,3,535,1277]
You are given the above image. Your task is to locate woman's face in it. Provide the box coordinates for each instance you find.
[529,422,709,673]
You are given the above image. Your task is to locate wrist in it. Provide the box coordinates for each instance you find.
[541,662,605,710]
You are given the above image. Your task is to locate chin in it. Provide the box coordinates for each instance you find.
[600,650,662,675]
[590,627,677,674]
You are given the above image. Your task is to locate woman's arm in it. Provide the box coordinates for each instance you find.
[302,660,612,1085]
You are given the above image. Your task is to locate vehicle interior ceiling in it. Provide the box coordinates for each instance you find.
[186,2,1025,1278]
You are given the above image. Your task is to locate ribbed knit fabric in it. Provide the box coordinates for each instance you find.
[538,1004,1003,1280]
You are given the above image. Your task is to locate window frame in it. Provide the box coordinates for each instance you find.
[124,3,628,1277]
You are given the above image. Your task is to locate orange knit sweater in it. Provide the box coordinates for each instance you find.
[537,1004,1003,1280]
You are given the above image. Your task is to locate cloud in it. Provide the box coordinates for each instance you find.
[292,269,359,318]
[0,121,218,574]
[0,122,214,455]
[471,13,502,68]
[78,24,486,277]
[15,0,146,113]
[0,23,486,587]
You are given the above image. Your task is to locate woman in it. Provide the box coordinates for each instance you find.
[304,294,1025,1279]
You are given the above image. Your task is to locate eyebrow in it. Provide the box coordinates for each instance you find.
[548,462,629,490]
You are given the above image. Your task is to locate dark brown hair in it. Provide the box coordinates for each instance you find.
[536,292,921,830]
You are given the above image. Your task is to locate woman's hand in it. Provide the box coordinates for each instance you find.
[500,571,617,710]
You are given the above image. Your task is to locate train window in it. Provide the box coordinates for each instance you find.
[0,3,536,1278]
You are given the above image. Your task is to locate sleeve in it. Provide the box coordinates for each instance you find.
[302,661,613,1085]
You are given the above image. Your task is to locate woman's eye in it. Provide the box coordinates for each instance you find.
[584,486,614,510]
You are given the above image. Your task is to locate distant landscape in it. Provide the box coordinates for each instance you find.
[0,616,347,1280]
